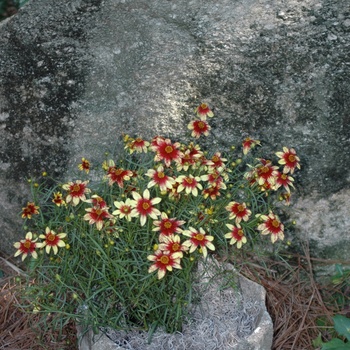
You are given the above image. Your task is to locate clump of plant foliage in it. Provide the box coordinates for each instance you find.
[14,103,301,335]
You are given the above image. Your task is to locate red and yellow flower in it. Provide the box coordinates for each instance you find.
[225,201,251,223]
[106,161,133,188]
[112,198,134,221]
[275,147,301,174]
[147,250,182,279]
[187,119,211,138]
[21,202,40,219]
[125,137,150,154]
[158,234,188,257]
[274,171,295,193]
[242,137,261,155]
[153,139,182,167]
[52,192,66,207]
[62,180,90,206]
[201,169,228,188]
[207,152,227,171]
[84,207,114,231]
[14,232,41,260]
[255,159,279,186]
[146,165,175,192]
[176,174,203,197]
[182,227,215,258]
[257,211,285,243]
[78,158,90,173]
[130,189,161,226]
[86,194,108,209]
[153,212,185,239]
[177,144,203,171]
[39,227,67,254]
[195,103,214,119]
[225,223,247,248]
[202,184,222,200]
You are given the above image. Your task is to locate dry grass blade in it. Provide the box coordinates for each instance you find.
[0,254,78,350]
[239,243,348,350]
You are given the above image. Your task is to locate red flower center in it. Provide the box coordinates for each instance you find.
[122,206,131,214]
[185,178,193,184]
[160,256,169,264]
[165,146,174,154]
[115,169,123,175]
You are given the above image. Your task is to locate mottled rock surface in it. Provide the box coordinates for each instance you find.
[0,0,349,259]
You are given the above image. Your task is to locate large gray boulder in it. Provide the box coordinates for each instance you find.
[0,0,349,261]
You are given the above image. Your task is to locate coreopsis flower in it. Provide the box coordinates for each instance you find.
[225,223,247,249]
[153,212,185,239]
[182,227,215,258]
[280,191,292,206]
[255,159,279,186]
[62,180,90,206]
[275,147,301,174]
[78,158,90,173]
[149,135,166,151]
[176,174,203,197]
[107,165,133,188]
[201,169,228,188]
[195,103,214,119]
[207,152,227,171]
[146,165,175,192]
[86,194,108,209]
[257,212,285,243]
[113,198,134,221]
[153,139,182,167]
[225,201,252,223]
[21,202,40,219]
[177,145,203,171]
[147,250,182,279]
[242,137,261,155]
[52,192,66,207]
[188,119,211,138]
[84,207,114,231]
[158,234,188,257]
[39,227,67,254]
[274,171,295,193]
[14,232,41,261]
[130,189,161,226]
[202,184,222,200]
[126,137,150,154]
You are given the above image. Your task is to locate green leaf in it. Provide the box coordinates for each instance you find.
[321,338,350,350]
[312,333,324,347]
[333,315,350,342]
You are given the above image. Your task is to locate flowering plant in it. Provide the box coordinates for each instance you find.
[15,103,300,335]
